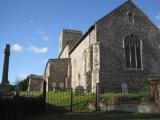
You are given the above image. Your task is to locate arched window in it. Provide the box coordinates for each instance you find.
[124,34,142,69]
[72,60,77,80]
[83,50,87,73]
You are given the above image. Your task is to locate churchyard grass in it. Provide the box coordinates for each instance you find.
[17,91,152,112]
[46,91,96,111]
[46,91,150,105]
[16,91,42,97]
[45,91,151,112]
[100,92,152,103]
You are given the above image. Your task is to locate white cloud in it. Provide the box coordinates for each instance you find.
[156,14,160,20]
[35,30,49,41]
[36,30,44,34]
[41,36,49,41]
[11,44,23,52]
[27,45,48,53]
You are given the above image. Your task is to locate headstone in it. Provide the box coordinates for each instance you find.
[52,82,56,91]
[75,85,84,95]
[59,83,64,89]
[122,83,128,94]
[52,82,56,88]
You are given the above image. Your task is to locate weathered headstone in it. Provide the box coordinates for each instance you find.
[52,82,56,91]
[59,82,64,89]
[122,83,128,94]
[75,85,84,95]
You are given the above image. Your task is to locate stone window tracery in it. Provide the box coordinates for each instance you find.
[124,34,142,69]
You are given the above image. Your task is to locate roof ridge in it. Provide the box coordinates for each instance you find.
[62,29,82,33]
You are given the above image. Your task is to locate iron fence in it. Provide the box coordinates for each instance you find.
[46,88,96,112]
[0,82,152,113]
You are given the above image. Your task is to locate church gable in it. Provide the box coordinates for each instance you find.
[96,0,160,92]
[96,0,159,31]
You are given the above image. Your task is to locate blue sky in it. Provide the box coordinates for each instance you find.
[0,0,160,84]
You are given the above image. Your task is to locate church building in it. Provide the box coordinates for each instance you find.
[44,0,160,92]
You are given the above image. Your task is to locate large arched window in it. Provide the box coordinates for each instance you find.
[124,34,142,69]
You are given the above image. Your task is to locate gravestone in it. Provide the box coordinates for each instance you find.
[75,85,84,95]
[122,83,128,94]
[52,82,56,91]
[59,83,64,89]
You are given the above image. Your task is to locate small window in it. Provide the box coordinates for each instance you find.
[127,12,134,23]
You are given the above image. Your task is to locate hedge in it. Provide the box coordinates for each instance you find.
[0,96,45,120]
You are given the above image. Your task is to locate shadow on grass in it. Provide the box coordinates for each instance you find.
[11,102,160,120]
[25,110,160,120]
[45,103,71,113]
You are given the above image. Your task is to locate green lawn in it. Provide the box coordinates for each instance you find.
[24,112,160,120]
[45,91,151,111]
[46,91,96,112]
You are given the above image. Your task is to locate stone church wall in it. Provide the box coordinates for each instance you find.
[70,28,98,89]
[45,58,71,90]
[96,1,160,92]
[59,45,69,58]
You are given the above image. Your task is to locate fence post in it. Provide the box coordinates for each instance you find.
[16,84,20,96]
[70,88,73,112]
[96,83,100,111]
[43,81,46,101]
[42,80,47,111]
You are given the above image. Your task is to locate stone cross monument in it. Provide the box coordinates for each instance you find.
[1,44,10,85]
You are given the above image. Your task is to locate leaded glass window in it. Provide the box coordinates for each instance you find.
[124,34,142,69]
